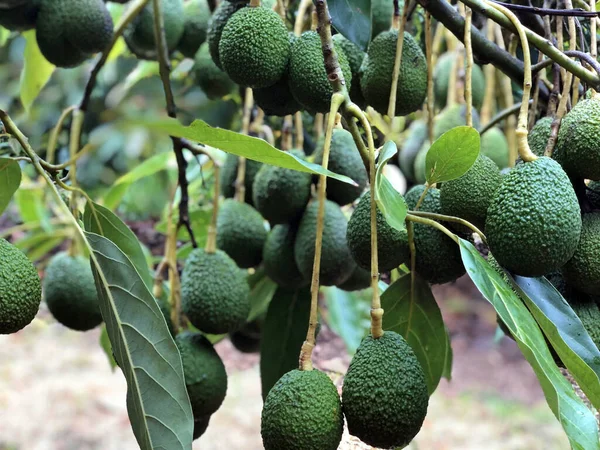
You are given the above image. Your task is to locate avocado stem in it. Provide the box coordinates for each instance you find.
[293,0,312,36]
[294,111,304,149]
[480,24,497,126]
[235,88,254,202]
[463,6,474,128]
[386,0,409,119]
[205,164,220,254]
[425,11,435,144]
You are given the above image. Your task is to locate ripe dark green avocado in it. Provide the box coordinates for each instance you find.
[219,6,290,88]
[176,332,228,418]
[36,0,113,67]
[405,185,466,284]
[229,319,262,353]
[261,369,344,450]
[561,213,600,296]
[294,200,356,286]
[207,0,242,68]
[433,51,486,110]
[399,119,427,181]
[216,199,268,268]
[176,0,210,58]
[588,181,600,209]
[337,265,372,292]
[193,42,236,100]
[346,192,410,272]
[219,154,262,205]
[528,116,553,156]
[481,127,510,169]
[342,331,429,449]
[252,150,312,224]
[43,252,103,331]
[332,34,366,107]
[180,248,250,334]
[360,30,427,116]
[288,31,353,113]
[485,157,582,277]
[193,415,211,440]
[0,238,42,335]
[0,0,39,31]
[314,129,368,206]
[263,224,308,289]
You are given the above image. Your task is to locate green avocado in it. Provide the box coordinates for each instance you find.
[261,369,344,450]
[434,51,486,110]
[254,74,302,117]
[561,213,600,296]
[193,415,211,440]
[337,265,372,292]
[433,104,480,139]
[263,224,308,289]
[480,127,510,169]
[43,252,102,331]
[176,0,210,58]
[193,42,236,100]
[332,33,366,106]
[587,181,600,209]
[229,318,262,353]
[0,0,40,31]
[219,154,263,205]
[371,0,398,37]
[0,238,42,334]
[399,119,428,181]
[342,331,429,449]
[207,0,243,68]
[528,116,553,157]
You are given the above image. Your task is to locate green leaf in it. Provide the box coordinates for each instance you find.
[19,30,55,112]
[129,118,357,186]
[0,157,21,215]
[85,232,193,450]
[329,0,372,50]
[374,141,407,232]
[425,126,480,185]
[0,27,9,46]
[459,239,600,450]
[381,273,452,394]
[83,202,153,290]
[99,324,117,370]
[14,184,52,231]
[324,287,371,355]
[260,287,311,400]
[155,207,211,241]
[247,273,277,322]
[512,275,600,411]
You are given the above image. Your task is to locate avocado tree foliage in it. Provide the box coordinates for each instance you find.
[1,0,600,448]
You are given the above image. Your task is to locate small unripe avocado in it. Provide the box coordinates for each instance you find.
[528,116,552,156]
[216,199,268,268]
[294,200,356,286]
[485,157,582,277]
[588,181,600,209]
[0,0,39,31]
[43,252,103,331]
[176,332,228,418]
[337,264,372,292]
[263,224,308,289]
[332,33,366,106]
[180,248,250,334]
[261,369,344,450]
[0,238,42,334]
[433,104,480,139]
[193,42,236,99]
[434,51,486,110]
[481,127,510,169]
[252,150,312,224]
[342,331,429,449]
[371,0,398,37]
[561,213,600,296]
[360,30,427,116]
[206,0,242,68]
[219,154,263,205]
[219,6,290,88]
[398,119,427,181]
[346,192,410,272]
[314,129,368,206]
[288,31,353,113]
[176,0,210,58]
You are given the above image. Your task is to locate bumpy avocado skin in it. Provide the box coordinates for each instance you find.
[433,104,480,139]
[405,185,466,284]
[43,252,103,331]
[193,42,236,99]
[261,369,344,450]
[180,248,250,334]
[289,31,353,113]
[252,150,312,224]
[399,119,427,181]
[342,331,429,449]
[360,30,427,116]
[481,127,510,169]
[332,33,366,106]
[588,181,600,209]
[561,213,600,296]
[219,6,289,88]
[294,200,356,286]
[263,224,308,289]
[219,154,263,205]
[346,192,410,273]
[485,157,582,277]
[216,199,268,268]
[0,0,40,31]
[434,51,486,110]
[207,1,242,68]
[313,129,368,206]
[176,332,227,418]
[528,116,553,157]
[0,238,42,334]
[440,155,502,230]
[556,98,600,180]
[177,0,210,58]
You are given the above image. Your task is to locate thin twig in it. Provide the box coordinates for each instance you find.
[491,1,599,17]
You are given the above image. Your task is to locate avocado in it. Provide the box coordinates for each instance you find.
[207,0,243,68]
[0,0,39,31]
[261,369,344,450]
[528,116,553,157]
[313,129,368,206]
[342,331,429,449]
[254,74,302,117]
[433,51,486,110]
[288,30,353,113]
[176,0,210,58]
[337,265,372,292]
[193,415,211,440]
[263,224,308,289]
[0,238,42,334]
[193,42,236,99]
[180,248,250,334]
[485,157,582,277]
[371,0,397,38]
[412,140,430,185]
[219,5,290,88]
[481,127,510,169]
[43,252,103,331]
[360,30,427,116]
[346,192,410,272]
[219,154,263,205]
[294,200,356,286]
[440,154,502,230]
[216,199,268,268]
[433,104,480,139]
[332,33,366,107]
[561,213,600,296]
[398,119,427,181]
[229,319,262,353]
[588,181,600,209]
[405,185,466,284]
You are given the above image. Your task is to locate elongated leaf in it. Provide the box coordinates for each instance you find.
[130,118,357,185]
[260,287,311,399]
[513,275,600,410]
[0,157,21,215]
[83,202,152,290]
[459,239,600,450]
[329,0,371,50]
[324,287,371,355]
[425,126,480,185]
[86,232,193,449]
[248,274,277,322]
[374,141,407,232]
[381,273,451,394]
[20,30,55,111]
